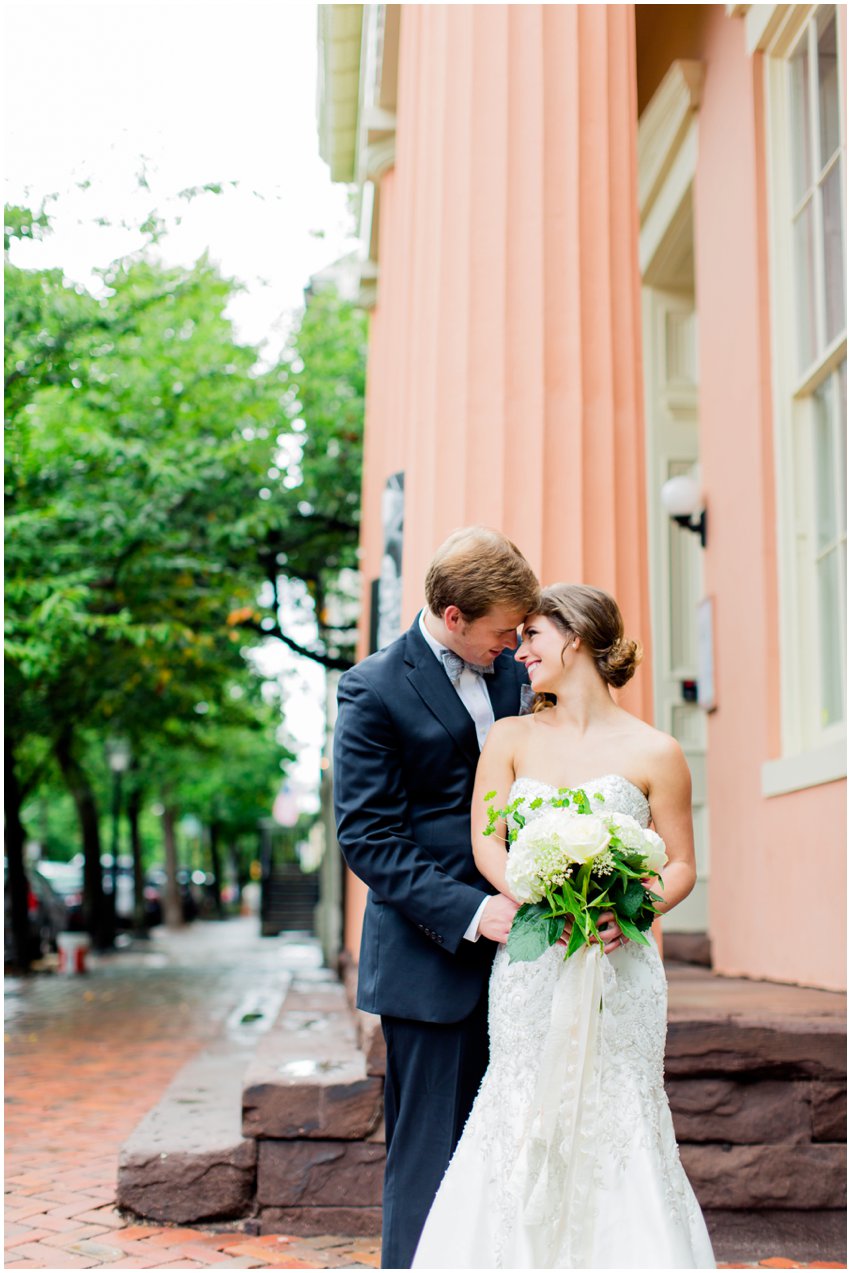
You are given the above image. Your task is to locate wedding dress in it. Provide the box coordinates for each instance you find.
[412,775,716,1270]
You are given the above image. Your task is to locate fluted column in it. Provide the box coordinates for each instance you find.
[362,4,650,717]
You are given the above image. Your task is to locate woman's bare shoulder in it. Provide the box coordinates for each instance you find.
[617,713,688,779]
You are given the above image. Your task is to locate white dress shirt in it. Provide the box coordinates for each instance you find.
[418,610,492,942]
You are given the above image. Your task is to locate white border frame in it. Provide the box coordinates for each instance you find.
[762,3,847,793]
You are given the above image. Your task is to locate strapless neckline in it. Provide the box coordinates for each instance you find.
[512,773,650,813]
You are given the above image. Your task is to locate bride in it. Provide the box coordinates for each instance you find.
[412,583,716,1269]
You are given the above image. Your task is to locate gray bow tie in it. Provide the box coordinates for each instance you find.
[519,684,537,715]
[440,649,495,682]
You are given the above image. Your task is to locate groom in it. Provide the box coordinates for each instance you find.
[333,526,540,1269]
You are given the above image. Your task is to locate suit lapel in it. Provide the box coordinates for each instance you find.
[487,650,524,721]
[404,620,480,767]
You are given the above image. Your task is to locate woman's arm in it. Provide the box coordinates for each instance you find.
[471,718,520,898]
[645,736,698,915]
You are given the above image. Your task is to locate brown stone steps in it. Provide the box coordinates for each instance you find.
[117,947,846,1251]
[662,961,847,1220]
[117,965,384,1235]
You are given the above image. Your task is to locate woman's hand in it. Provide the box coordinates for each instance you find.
[597,910,625,955]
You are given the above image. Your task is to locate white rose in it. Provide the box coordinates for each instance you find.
[642,828,668,874]
[556,812,610,863]
[605,811,646,853]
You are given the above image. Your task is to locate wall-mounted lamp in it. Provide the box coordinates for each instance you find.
[661,474,706,548]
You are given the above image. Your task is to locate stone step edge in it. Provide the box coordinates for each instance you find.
[117,1042,258,1226]
[116,969,383,1225]
[241,979,383,1141]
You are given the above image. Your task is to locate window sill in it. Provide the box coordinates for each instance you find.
[761,738,847,797]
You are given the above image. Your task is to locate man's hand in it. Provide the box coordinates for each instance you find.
[477,894,520,944]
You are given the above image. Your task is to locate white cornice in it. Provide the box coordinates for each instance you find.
[316,4,400,298]
[638,60,704,224]
[317,4,364,183]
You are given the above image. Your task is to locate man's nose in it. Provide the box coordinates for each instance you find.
[504,630,519,650]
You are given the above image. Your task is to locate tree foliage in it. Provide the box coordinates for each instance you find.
[4,197,366,961]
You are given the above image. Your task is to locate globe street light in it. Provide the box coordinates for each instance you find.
[105,737,132,936]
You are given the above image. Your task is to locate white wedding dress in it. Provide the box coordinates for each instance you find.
[412,775,716,1270]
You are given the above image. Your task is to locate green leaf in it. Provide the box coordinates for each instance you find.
[617,915,651,946]
[506,902,556,964]
[556,881,583,919]
[619,878,646,919]
[566,918,588,956]
[546,913,566,945]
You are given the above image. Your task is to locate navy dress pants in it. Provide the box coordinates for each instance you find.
[380,990,490,1270]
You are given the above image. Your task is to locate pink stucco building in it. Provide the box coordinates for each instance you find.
[318,4,846,991]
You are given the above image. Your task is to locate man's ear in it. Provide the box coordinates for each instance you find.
[443,605,463,632]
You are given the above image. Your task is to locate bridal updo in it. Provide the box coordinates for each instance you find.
[534,583,642,691]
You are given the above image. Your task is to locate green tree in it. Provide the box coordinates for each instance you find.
[5,201,366,961]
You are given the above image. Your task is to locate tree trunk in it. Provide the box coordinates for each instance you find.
[208,819,224,919]
[5,736,33,973]
[127,769,147,935]
[55,730,111,949]
[162,802,183,928]
[230,840,247,891]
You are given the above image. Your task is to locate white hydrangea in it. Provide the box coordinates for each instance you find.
[504,837,547,903]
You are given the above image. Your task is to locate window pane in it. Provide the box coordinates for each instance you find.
[817,550,844,725]
[789,32,812,204]
[813,377,837,549]
[839,360,847,531]
[794,200,818,371]
[817,7,840,169]
[821,161,846,342]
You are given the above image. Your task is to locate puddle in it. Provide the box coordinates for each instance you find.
[278,1058,347,1078]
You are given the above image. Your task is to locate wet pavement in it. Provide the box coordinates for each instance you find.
[5,919,380,1269]
[4,917,844,1270]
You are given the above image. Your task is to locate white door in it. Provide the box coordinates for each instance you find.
[643,285,709,932]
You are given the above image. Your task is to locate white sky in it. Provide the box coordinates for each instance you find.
[4,0,359,815]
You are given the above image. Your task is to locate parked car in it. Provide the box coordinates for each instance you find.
[101,855,161,928]
[33,860,85,935]
[4,859,46,964]
[145,867,199,922]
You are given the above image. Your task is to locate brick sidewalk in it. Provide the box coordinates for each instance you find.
[5,921,380,1269]
[4,919,843,1270]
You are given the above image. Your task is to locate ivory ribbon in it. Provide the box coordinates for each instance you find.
[507,942,616,1265]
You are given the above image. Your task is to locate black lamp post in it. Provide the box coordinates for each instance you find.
[105,737,132,933]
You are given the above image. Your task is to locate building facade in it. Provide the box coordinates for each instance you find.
[318,3,846,991]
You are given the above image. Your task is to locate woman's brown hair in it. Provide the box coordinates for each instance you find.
[531,583,642,707]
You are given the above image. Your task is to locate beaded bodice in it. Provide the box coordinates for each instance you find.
[507,773,651,830]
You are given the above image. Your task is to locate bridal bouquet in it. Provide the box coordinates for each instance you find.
[483,787,667,964]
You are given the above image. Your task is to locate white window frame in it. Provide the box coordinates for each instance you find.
[761,3,847,795]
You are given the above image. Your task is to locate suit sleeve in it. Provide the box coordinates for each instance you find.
[333,667,489,954]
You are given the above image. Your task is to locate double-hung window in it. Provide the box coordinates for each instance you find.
[763,4,846,791]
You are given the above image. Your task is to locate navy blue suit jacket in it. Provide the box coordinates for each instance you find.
[333,615,527,1023]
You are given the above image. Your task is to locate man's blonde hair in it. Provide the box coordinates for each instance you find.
[424,526,540,621]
